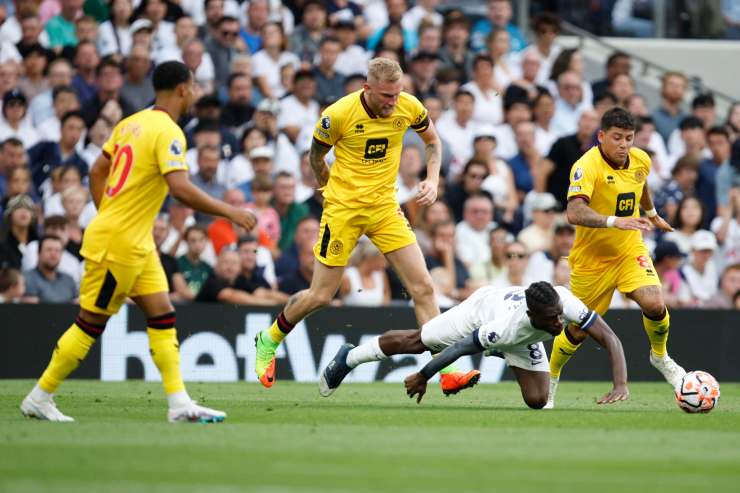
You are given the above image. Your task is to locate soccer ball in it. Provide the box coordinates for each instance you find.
[675,371,720,413]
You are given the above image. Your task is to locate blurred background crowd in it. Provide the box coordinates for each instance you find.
[0,0,738,310]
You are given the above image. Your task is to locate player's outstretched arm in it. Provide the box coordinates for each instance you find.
[404,332,483,403]
[89,153,112,208]
[415,119,442,206]
[640,182,674,232]
[165,170,257,231]
[309,139,331,187]
[580,317,629,404]
[567,197,653,231]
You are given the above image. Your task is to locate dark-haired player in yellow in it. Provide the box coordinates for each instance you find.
[254,57,479,394]
[20,61,256,422]
[546,107,686,408]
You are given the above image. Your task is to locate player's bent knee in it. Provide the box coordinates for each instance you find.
[309,290,334,309]
[406,276,435,301]
[642,300,666,319]
[524,393,548,409]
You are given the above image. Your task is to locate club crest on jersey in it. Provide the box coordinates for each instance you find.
[329,239,343,256]
[170,139,183,156]
[634,170,646,183]
[573,167,583,181]
[321,116,331,130]
[393,117,404,129]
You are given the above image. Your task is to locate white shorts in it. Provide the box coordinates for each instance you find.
[420,290,550,373]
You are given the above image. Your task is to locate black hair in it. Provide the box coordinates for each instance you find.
[293,69,315,82]
[453,89,475,101]
[96,57,122,77]
[2,137,23,148]
[61,110,85,126]
[237,234,258,247]
[195,94,221,110]
[216,15,239,27]
[706,125,730,140]
[594,90,618,107]
[227,72,248,87]
[319,35,340,48]
[679,115,704,131]
[674,196,705,231]
[692,92,715,109]
[606,51,630,67]
[38,234,63,253]
[152,60,192,92]
[194,118,221,134]
[462,158,489,177]
[525,281,560,313]
[184,224,208,240]
[503,85,530,112]
[600,106,636,132]
[52,85,77,102]
[472,54,494,71]
[531,12,560,33]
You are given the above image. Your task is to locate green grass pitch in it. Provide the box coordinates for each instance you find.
[1,380,739,493]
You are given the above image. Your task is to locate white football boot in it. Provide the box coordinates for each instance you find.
[167,401,226,423]
[649,350,686,390]
[21,389,75,422]
[543,375,559,409]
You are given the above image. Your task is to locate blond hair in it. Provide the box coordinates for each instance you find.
[367,57,403,84]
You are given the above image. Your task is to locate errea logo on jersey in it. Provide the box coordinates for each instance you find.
[364,138,388,159]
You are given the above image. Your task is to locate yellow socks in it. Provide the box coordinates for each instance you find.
[39,319,99,393]
[549,331,582,379]
[147,312,185,395]
[643,309,670,357]
[266,312,295,344]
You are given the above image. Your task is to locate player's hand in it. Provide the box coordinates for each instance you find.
[229,207,258,231]
[415,179,438,206]
[404,373,428,404]
[648,214,674,233]
[597,385,629,405]
[614,217,653,231]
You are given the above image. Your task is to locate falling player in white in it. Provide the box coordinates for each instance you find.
[321,282,629,408]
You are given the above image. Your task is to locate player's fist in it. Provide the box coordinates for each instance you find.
[229,207,258,231]
[614,217,653,231]
[415,179,438,206]
[404,372,428,404]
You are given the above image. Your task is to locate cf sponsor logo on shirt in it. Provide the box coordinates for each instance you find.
[615,192,636,217]
[364,138,388,159]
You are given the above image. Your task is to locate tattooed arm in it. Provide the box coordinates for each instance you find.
[309,138,332,187]
[567,197,653,231]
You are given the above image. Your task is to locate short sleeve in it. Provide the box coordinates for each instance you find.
[476,318,509,349]
[407,95,430,133]
[558,287,597,330]
[313,104,342,147]
[155,124,188,175]
[567,161,596,203]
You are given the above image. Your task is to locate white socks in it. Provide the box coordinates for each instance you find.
[346,336,388,368]
[30,383,52,401]
[167,390,191,409]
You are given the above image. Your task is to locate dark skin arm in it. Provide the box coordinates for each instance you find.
[567,197,653,231]
[309,139,332,187]
[640,182,674,232]
[579,317,629,404]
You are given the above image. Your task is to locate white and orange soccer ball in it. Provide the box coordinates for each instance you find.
[675,370,720,413]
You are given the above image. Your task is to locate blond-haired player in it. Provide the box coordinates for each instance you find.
[546,107,686,408]
[20,61,257,422]
[254,58,479,394]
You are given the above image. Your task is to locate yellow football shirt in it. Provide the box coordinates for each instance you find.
[567,145,651,269]
[81,108,188,264]
[312,89,429,208]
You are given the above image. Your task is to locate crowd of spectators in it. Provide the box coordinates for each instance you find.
[0,0,737,310]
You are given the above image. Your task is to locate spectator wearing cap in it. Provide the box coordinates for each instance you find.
[22,234,78,303]
[252,98,301,177]
[473,125,518,224]
[278,69,318,144]
[81,58,136,127]
[17,43,48,101]
[0,89,39,149]
[97,0,134,59]
[252,22,300,100]
[456,193,496,269]
[653,240,692,308]
[205,15,242,90]
[438,15,474,82]
[517,192,560,254]
[0,194,38,270]
[120,43,155,112]
[526,220,574,284]
[29,58,74,126]
[313,35,345,105]
[436,90,477,178]
[545,108,599,205]
[681,230,720,305]
[45,0,84,48]
[272,171,309,253]
[471,0,527,53]
[290,0,327,64]
[333,19,369,78]
[36,86,80,145]
[70,41,100,104]
[238,145,274,202]
[408,51,440,100]
[23,214,82,284]
[28,110,87,196]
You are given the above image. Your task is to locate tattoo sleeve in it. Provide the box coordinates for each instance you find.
[567,198,608,228]
[423,140,442,183]
[309,139,331,187]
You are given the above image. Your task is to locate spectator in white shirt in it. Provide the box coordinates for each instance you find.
[526,220,574,284]
[518,192,560,254]
[667,95,716,161]
[548,48,593,108]
[401,0,442,33]
[523,13,561,84]
[252,22,300,100]
[0,89,38,149]
[455,193,496,268]
[551,70,590,138]
[22,214,82,285]
[333,18,370,77]
[486,28,522,91]
[396,145,422,206]
[436,89,477,179]
[97,0,133,59]
[36,85,80,144]
[180,37,216,95]
[0,0,49,46]
[29,57,73,126]
[278,69,319,144]
[711,187,740,269]
[491,240,537,288]
[682,230,720,306]
[461,54,503,126]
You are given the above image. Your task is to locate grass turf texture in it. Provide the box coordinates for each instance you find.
[1,380,739,493]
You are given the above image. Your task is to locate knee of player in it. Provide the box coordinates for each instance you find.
[641,300,666,319]
[309,289,334,308]
[524,393,548,409]
[406,275,435,300]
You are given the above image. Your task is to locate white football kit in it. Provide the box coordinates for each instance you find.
[421,286,597,372]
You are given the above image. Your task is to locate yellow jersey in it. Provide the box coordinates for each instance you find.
[312,89,429,208]
[81,108,188,264]
[567,145,651,269]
